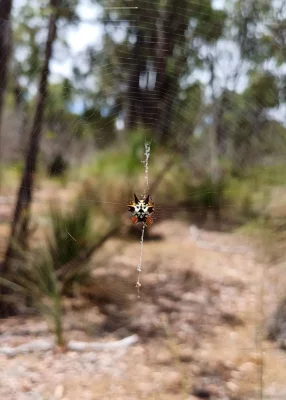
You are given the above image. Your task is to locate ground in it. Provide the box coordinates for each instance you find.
[1,183,286,399]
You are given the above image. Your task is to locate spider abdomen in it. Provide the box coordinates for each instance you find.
[127,193,154,227]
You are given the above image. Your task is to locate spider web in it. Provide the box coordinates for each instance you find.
[1,0,286,398]
[135,140,151,297]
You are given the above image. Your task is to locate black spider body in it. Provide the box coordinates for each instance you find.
[128,193,154,227]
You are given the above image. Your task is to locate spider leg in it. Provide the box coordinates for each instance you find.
[145,216,153,228]
[131,216,138,225]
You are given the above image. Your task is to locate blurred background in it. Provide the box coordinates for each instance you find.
[1,0,286,398]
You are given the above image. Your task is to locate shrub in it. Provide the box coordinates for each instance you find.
[0,251,65,346]
[0,197,117,345]
[48,153,68,177]
[184,177,227,222]
[47,199,94,292]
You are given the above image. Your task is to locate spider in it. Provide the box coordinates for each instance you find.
[128,193,154,228]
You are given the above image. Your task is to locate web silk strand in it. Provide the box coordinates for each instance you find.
[143,141,151,196]
[136,141,151,297]
[136,224,145,297]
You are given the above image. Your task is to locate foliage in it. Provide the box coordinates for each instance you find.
[79,130,154,206]
[47,198,95,292]
[90,131,148,177]
[0,251,65,346]
[5,0,286,173]
[246,72,279,108]
[84,0,227,143]
[0,195,109,342]
[81,107,116,148]
[225,177,258,220]
[48,153,68,177]
[186,177,226,211]
[78,135,193,216]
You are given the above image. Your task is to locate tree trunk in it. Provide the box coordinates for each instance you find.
[12,61,29,156]
[153,1,187,143]
[125,29,144,131]
[125,1,187,141]
[215,91,228,157]
[1,0,60,291]
[0,0,13,189]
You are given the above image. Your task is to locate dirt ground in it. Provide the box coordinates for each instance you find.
[1,184,286,399]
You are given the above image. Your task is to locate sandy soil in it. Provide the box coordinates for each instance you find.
[0,185,286,399]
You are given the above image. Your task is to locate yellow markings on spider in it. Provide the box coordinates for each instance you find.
[128,193,154,228]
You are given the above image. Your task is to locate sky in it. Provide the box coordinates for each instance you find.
[13,0,103,81]
[51,0,103,81]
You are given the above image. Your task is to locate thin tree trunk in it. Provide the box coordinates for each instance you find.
[215,91,228,157]
[208,57,221,184]
[0,0,13,190]
[153,1,187,143]
[209,122,220,183]
[12,62,29,156]
[125,28,144,130]
[2,0,60,274]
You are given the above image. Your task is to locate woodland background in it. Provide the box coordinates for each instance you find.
[1,0,286,399]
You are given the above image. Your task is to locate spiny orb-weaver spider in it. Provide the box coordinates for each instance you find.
[128,193,154,228]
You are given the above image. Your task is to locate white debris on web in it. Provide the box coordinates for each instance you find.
[136,140,151,297]
[136,224,145,297]
[137,224,145,273]
[143,141,151,195]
